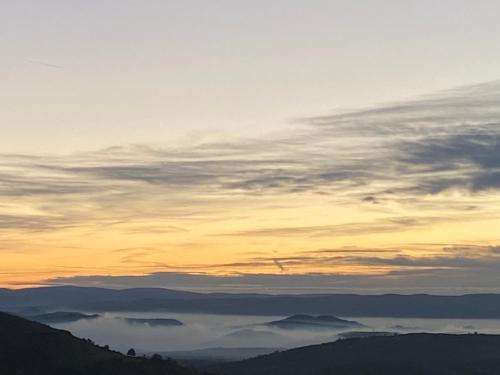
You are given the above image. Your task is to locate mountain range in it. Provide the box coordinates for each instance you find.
[4,286,500,318]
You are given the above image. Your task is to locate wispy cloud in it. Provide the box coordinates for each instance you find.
[226,216,450,237]
[46,250,500,294]
[41,243,500,293]
[0,84,499,233]
[3,81,500,289]
[1,82,499,222]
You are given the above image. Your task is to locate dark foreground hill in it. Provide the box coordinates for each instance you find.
[214,333,500,375]
[0,311,198,375]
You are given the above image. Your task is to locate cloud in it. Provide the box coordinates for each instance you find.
[304,81,500,195]
[226,216,449,237]
[46,262,500,295]
[215,246,500,273]
[1,82,498,206]
[3,81,500,292]
[43,244,500,294]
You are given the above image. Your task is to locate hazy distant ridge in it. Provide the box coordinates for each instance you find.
[3,286,500,318]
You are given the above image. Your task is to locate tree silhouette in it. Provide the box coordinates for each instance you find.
[127,348,136,357]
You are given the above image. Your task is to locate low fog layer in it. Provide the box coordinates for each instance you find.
[51,312,500,354]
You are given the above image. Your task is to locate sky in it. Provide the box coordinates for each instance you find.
[2,1,500,292]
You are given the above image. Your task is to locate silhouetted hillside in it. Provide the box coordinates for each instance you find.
[0,311,198,375]
[4,287,500,318]
[162,347,281,362]
[160,347,282,370]
[215,333,500,375]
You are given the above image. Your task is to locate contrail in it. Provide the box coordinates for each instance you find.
[27,60,64,69]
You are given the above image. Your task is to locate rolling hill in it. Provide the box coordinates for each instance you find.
[0,311,198,375]
[4,286,500,318]
[123,317,183,327]
[28,311,100,324]
[265,314,363,330]
[215,333,500,375]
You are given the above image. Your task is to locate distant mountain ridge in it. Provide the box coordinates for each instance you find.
[28,311,100,324]
[266,314,363,330]
[123,317,183,327]
[4,286,500,318]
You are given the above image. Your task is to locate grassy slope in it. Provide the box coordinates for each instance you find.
[0,311,198,375]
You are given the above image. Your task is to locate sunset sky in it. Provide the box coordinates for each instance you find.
[2,1,500,292]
